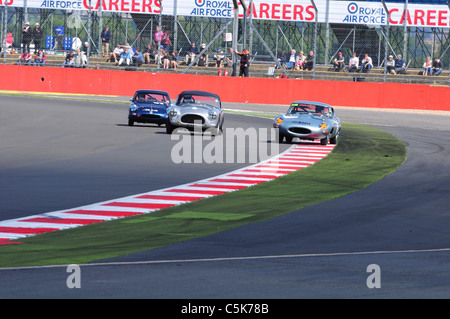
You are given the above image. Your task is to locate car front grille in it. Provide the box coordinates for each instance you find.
[141,114,161,119]
[289,127,311,134]
[181,114,205,124]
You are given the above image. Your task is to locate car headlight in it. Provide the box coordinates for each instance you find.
[208,111,217,119]
[169,109,178,117]
[130,103,137,112]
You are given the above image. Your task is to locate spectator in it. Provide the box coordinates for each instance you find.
[226,47,237,76]
[22,22,32,53]
[185,42,198,65]
[132,48,144,67]
[76,42,88,67]
[33,49,46,66]
[118,47,132,66]
[285,49,298,70]
[171,50,179,69]
[143,44,154,64]
[296,51,306,70]
[153,25,164,47]
[214,49,225,67]
[276,50,287,69]
[62,51,75,67]
[122,43,134,58]
[17,51,32,65]
[108,44,123,63]
[303,50,314,71]
[333,52,345,72]
[2,32,14,53]
[394,55,406,74]
[237,48,250,77]
[360,53,373,73]
[197,44,207,66]
[162,31,171,52]
[387,55,395,74]
[431,57,443,76]
[101,26,111,57]
[32,23,43,54]
[346,52,358,72]
[153,45,165,66]
[163,50,170,69]
[422,56,432,76]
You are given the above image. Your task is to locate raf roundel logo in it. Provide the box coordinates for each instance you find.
[195,0,205,7]
[348,2,358,14]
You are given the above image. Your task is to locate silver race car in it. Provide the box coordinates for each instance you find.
[166,90,224,134]
[273,101,341,145]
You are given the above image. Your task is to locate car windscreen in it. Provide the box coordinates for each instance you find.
[288,103,332,118]
[177,94,220,109]
[133,92,169,103]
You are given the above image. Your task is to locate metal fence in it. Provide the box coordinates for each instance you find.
[2,5,450,82]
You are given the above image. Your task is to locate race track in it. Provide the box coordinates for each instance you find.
[1,95,450,299]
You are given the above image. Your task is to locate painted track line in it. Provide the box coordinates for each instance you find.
[0,143,335,245]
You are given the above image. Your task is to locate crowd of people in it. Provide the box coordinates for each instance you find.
[5,22,448,78]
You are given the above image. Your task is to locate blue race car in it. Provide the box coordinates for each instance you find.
[128,89,172,126]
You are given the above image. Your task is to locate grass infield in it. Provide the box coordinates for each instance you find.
[0,122,406,267]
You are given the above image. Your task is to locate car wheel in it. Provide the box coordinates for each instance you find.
[285,136,293,143]
[320,137,328,145]
[128,119,134,126]
[278,133,284,143]
[329,135,338,144]
[166,121,175,134]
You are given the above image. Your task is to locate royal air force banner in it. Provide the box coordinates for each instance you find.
[2,0,450,28]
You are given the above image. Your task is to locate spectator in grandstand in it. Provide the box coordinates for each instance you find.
[62,51,75,67]
[162,31,171,52]
[118,47,132,66]
[122,43,134,58]
[226,47,237,76]
[132,48,144,67]
[17,50,32,65]
[386,55,395,74]
[154,25,164,47]
[22,22,32,53]
[32,23,43,54]
[303,50,314,71]
[185,42,199,65]
[163,49,171,69]
[101,26,111,57]
[422,56,432,76]
[108,44,123,63]
[214,49,225,67]
[386,55,397,74]
[171,50,179,69]
[33,49,46,66]
[430,57,443,76]
[237,48,251,77]
[285,49,299,70]
[296,51,306,70]
[360,53,373,73]
[346,52,359,72]
[155,45,166,66]
[276,50,287,69]
[143,44,155,64]
[333,52,345,72]
[394,55,406,74]
[197,44,207,67]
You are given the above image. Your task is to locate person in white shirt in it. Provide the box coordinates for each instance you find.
[360,53,373,73]
[346,52,359,72]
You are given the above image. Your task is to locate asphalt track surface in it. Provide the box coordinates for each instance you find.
[1,95,450,300]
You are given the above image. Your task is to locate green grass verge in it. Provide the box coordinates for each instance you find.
[0,122,406,268]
